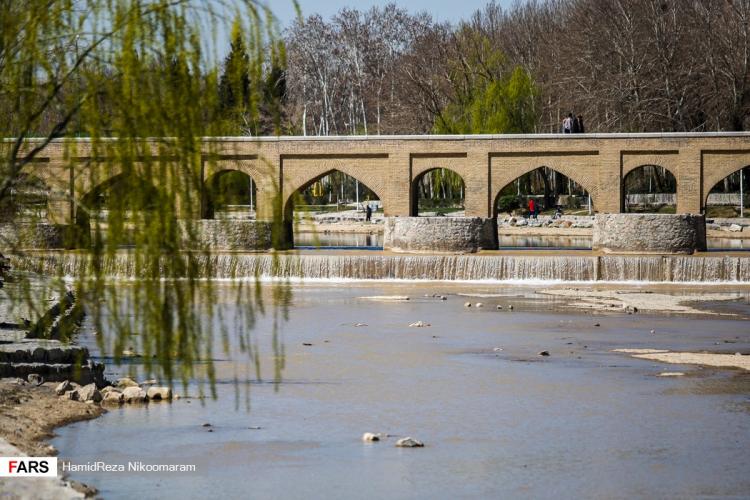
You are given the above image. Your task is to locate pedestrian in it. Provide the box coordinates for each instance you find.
[528,198,536,219]
[365,203,372,222]
[575,114,585,133]
[562,113,573,134]
[571,113,580,133]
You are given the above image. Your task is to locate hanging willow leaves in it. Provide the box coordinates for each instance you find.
[0,0,289,396]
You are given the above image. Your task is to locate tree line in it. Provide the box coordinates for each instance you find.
[281,0,750,135]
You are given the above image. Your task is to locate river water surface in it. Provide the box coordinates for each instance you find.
[52,282,750,499]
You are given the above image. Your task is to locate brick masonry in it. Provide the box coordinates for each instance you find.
[13,133,750,225]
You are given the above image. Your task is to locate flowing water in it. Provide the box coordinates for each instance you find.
[13,252,750,283]
[292,232,748,251]
[52,282,750,499]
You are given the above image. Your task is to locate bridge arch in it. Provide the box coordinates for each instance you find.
[491,157,599,216]
[622,164,677,213]
[704,164,749,217]
[492,165,595,217]
[282,167,384,223]
[202,169,256,220]
[410,167,465,216]
[75,172,161,243]
[2,173,52,222]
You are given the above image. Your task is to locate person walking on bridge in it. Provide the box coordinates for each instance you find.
[562,113,573,133]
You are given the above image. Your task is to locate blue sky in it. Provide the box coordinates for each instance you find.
[267,0,515,27]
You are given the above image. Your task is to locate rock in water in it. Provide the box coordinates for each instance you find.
[496,305,503,310]
[464,302,472,308]
[102,390,124,405]
[116,377,139,389]
[362,432,381,442]
[122,386,148,403]
[78,383,102,403]
[475,303,483,308]
[395,437,424,448]
[408,321,430,327]
[538,351,550,357]
[55,380,71,395]
[146,386,172,401]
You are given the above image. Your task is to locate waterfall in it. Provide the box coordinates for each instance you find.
[10,253,750,283]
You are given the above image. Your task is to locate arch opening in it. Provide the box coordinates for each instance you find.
[0,173,51,222]
[203,170,257,220]
[75,173,161,247]
[411,168,465,217]
[494,167,593,218]
[705,165,749,218]
[284,169,382,248]
[622,165,676,213]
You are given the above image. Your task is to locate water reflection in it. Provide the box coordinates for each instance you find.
[294,231,381,249]
[53,282,750,499]
[294,232,748,251]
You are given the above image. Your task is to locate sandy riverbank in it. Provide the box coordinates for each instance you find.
[537,288,743,314]
[0,379,102,497]
[612,349,750,371]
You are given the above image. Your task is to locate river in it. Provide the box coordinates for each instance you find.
[52,281,750,499]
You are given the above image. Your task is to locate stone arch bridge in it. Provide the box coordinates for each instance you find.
[17,132,750,228]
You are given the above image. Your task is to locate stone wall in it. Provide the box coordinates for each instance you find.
[20,133,750,225]
[592,214,706,254]
[182,220,274,251]
[383,217,498,253]
[0,223,67,249]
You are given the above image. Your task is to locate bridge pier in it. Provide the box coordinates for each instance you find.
[383,217,498,253]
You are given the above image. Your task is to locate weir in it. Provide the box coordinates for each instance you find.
[12,252,750,283]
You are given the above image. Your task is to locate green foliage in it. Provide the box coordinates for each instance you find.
[217,18,288,135]
[436,65,538,134]
[0,0,284,395]
[496,194,519,213]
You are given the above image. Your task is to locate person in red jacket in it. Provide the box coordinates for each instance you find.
[528,198,536,219]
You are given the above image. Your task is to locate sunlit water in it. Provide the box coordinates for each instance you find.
[53,282,750,499]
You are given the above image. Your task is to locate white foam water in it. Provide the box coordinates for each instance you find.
[11,253,750,284]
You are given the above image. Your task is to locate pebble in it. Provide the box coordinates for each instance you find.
[493,347,503,352]
[475,303,483,308]
[650,329,656,334]
[354,323,368,327]
[146,386,173,401]
[538,351,550,356]
[409,321,430,327]
[508,305,514,310]
[202,423,212,427]
[122,386,148,403]
[464,302,472,308]
[496,305,503,310]
[594,323,600,327]
[302,343,313,346]
[395,437,424,448]
[362,432,381,442]
[116,377,139,389]
[55,380,71,395]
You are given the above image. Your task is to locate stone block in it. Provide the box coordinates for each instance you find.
[592,214,706,254]
[383,217,498,253]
